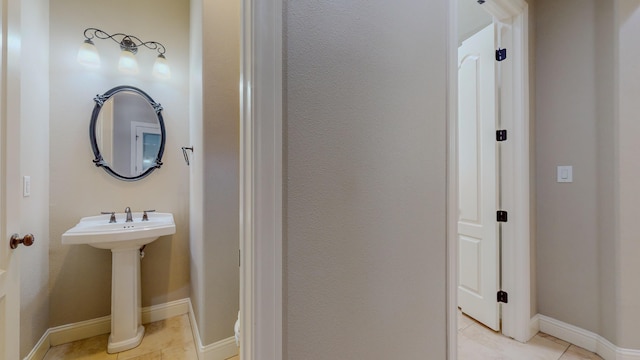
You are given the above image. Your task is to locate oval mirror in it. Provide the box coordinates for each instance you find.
[90,86,166,181]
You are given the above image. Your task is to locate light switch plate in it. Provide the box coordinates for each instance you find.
[557,166,573,183]
[23,175,31,197]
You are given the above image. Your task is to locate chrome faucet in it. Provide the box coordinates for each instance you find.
[101,211,116,223]
[125,207,133,222]
[142,209,155,221]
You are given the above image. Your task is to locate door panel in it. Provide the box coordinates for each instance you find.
[459,235,481,293]
[457,23,500,331]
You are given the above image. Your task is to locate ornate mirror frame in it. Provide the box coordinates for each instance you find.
[89,85,166,181]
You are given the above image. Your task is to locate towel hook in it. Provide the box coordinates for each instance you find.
[181,146,194,166]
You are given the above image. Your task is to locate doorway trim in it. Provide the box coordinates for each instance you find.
[241,0,529,359]
[239,1,283,360]
[448,0,531,357]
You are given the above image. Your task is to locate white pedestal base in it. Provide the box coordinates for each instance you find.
[107,247,145,353]
[108,325,145,353]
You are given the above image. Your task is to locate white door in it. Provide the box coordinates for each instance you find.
[0,0,25,357]
[457,24,500,331]
[131,123,161,176]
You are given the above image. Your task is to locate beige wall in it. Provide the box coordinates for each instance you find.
[536,0,640,349]
[284,1,448,358]
[49,0,190,327]
[189,0,241,345]
[536,0,602,336]
[20,0,50,356]
[596,0,617,345]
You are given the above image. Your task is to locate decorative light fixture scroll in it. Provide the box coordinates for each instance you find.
[77,28,171,79]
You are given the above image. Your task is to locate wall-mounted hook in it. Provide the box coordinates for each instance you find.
[181,146,194,166]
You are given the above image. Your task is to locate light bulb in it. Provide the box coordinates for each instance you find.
[118,49,139,74]
[152,54,171,79]
[77,39,100,69]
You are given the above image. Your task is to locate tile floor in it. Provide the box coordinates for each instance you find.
[42,314,240,360]
[43,311,602,359]
[458,309,603,359]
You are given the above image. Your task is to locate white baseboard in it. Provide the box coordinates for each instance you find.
[529,314,540,340]
[536,314,640,360]
[48,315,112,347]
[22,333,51,360]
[188,300,239,360]
[142,298,190,324]
[199,337,239,360]
[23,298,191,360]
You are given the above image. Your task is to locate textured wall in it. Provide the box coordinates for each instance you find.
[534,0,632,347]
[535,0,601,335]
[49,0,190,327]
[595,0,617,346]
[285,1,448,358]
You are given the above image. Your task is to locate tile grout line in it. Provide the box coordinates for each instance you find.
[556,344,571,360]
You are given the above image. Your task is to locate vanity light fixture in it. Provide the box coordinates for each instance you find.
[77,38,101,69]
[78,28,170,79]
[152,54,170,79]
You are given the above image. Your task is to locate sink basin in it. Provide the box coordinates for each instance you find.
[62,212,175,250]
[62,211,175,353]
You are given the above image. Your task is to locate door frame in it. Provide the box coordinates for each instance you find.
[448,0,531,357]
[457,22,502,332]
[239,1,283,359]
[0,0,23,357]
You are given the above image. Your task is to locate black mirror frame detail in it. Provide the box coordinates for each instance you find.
[90,85,166,181]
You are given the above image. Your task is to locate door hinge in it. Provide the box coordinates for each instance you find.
[497,290,508,303]
[497,211,508,222]
[496,48,507,62]
[496,130,507,141]
[239,250,241,267]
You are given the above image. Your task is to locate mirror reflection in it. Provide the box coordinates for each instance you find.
[90,86,165,181]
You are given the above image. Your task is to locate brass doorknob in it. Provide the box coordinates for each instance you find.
[10,233,34,249]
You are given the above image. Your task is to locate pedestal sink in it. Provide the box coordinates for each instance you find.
[62,212,176,353]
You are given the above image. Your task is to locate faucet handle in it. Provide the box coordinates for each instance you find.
[101,211,117,223]
[142,210,156,221]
